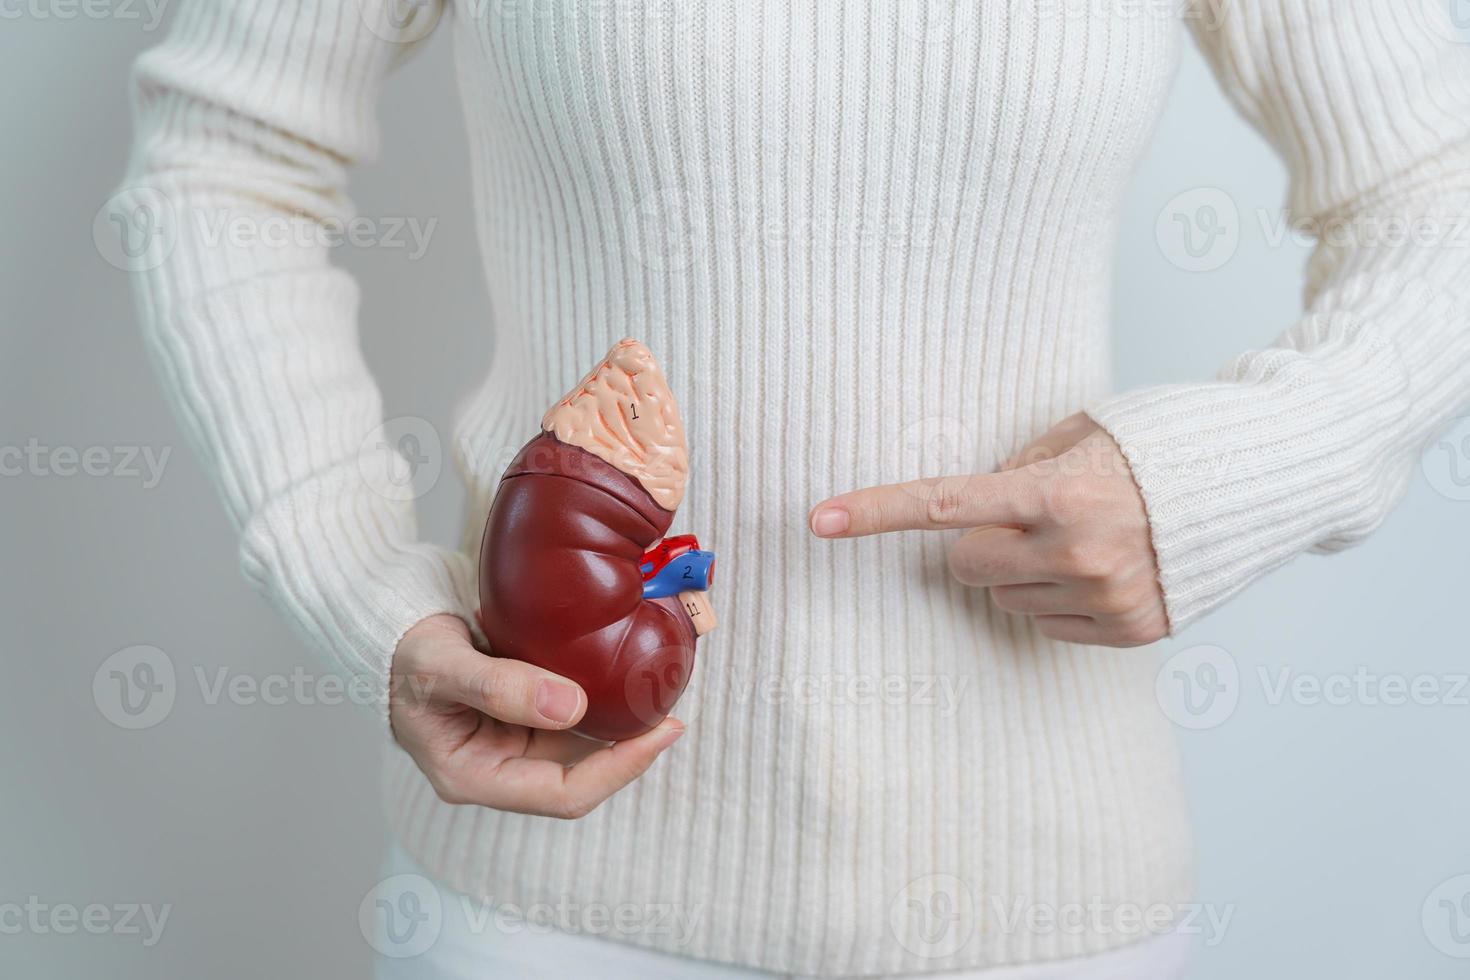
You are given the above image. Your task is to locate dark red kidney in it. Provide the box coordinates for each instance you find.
[477,433,697,741]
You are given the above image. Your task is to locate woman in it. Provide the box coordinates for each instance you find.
[121,0,1470,976]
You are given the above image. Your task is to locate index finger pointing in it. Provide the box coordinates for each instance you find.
[809,470,1041,538]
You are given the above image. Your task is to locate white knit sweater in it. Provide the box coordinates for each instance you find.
[122,1,1470,975]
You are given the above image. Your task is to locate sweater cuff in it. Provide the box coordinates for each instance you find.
[1084,339,1407,631]
[1086,381,1341,632]
[1086,265,1470,632]
[238,461,481,734]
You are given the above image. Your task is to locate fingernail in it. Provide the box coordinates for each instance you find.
[536,680,581,724]
[656,721,686,747]
[810,506,850,537]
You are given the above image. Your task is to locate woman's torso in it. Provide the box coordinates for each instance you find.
[386,3,1196,975]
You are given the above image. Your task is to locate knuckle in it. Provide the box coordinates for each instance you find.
[989,585,1021,612]
[1040,474,1079,522]
[1107,613,1167,648]
[1058,539,1114,579]
[1044,473,1099,523]
[473,662,526,717]
[1036,618,1065,641]
[475,671,506,714]
[1092,585,1139,617]
[949,535,1014,587]
[1111,628,1152,648]
[1059,411,1092,432]
[393,666,428,697]
[853,498,885,531]
[428,772,467,806]
[923,480,972,526]
[1137,616,1169,645]
[947,543,979,585]
[392,641,426,673]
[1118,551,1162,585]
[552,794,598,820]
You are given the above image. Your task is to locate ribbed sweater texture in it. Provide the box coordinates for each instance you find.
[123,1,1470,974]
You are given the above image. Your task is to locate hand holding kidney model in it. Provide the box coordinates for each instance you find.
[476,340,716,741]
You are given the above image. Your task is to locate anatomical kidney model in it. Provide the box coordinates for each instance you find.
[477,340,716,741]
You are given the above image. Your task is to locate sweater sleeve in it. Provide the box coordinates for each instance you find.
[1086,0,1470,631]
[117,0,476,727]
